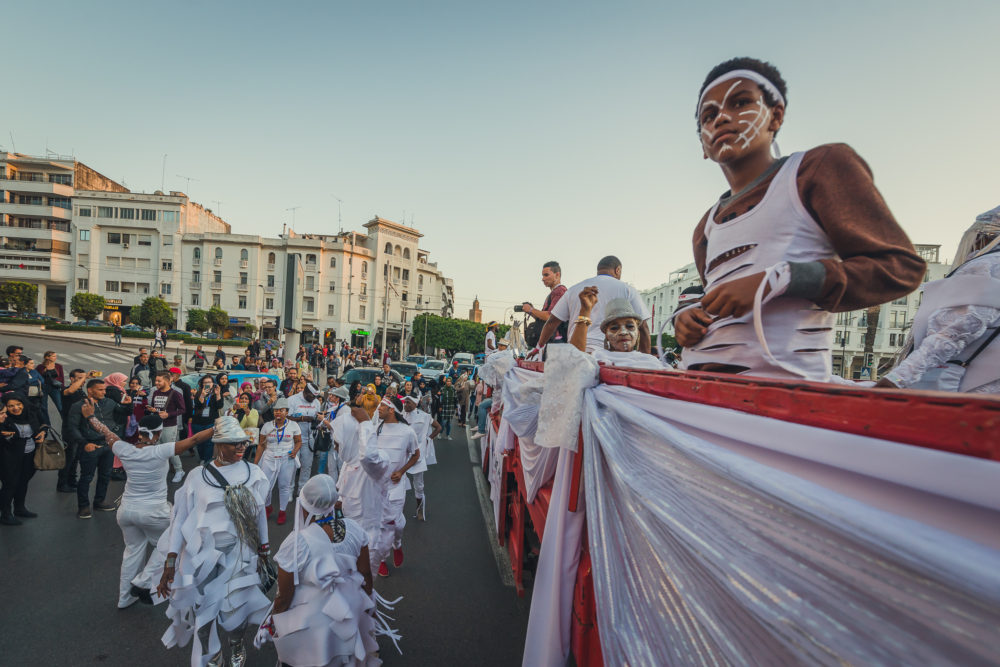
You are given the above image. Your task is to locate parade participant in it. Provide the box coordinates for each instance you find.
[878,208,1000,393]
[78,406,214,607]
[360,384,380,418]
[191,375,224,462]
[315,385,350,476]
[157,417,272,667]
[332,399,385,548]
[402,395,441,522]
[571,290,670,371]
[67,378,132,519]
[484,321,499,357]
[255,398,302,525]
[147,371,186,484]
[536,256,652,355]
[288,382,321,491]
[0,392,46,525]
[256,474,379,666]
[371,396,420,577]
[676,57,924,380]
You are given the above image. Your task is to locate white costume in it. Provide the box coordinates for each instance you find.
[112,439,175,608]
[288,392,321,490]
[403,406,435,514]
[161,460,271,667]
[680,151,838,381]
[369,421,418,569]
[550,275,651,353]
[258,418,301,511]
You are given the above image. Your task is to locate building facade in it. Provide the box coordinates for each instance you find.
[639,263,702,338]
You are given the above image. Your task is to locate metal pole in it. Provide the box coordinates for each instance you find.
[381,275,389,358]
[400,305,407,361]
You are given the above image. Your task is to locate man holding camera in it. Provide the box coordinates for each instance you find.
[522,260,568,346]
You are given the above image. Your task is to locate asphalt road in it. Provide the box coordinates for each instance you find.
[0,336,530,666]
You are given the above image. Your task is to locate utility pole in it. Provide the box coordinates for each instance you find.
[381,276,389,359]
[400,305,407,361]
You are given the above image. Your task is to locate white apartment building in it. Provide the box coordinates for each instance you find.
[640,263,702,338]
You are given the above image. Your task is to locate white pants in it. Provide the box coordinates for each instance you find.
[260,453,296,511]
[297,428,314,493]
[161,426,182,473]
[372,495,406,569]
[117,501,171,607]
[411,471,425,501]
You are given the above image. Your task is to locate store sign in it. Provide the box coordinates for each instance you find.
[106,298,123,305]
[351,329,371,336]
[229,317,240,324]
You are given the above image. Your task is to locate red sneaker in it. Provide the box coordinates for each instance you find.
[378,561,389,577]
[266,505,273,519]
[393,547,404,568]
[277,510,286,525]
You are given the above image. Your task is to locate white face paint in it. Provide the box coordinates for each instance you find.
[699,79,772,156]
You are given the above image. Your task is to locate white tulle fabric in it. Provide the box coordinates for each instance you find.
[478,349,517,390]
[159,464,271,667]
[271,521,380,666]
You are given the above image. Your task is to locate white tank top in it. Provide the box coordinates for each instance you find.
[682,152,837,381]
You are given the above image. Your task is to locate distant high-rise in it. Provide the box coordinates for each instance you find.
[469,296,482,323]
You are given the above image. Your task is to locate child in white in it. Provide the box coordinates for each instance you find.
[255,397,302,525]
[401,395,440,522]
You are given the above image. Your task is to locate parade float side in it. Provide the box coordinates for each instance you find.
[479,359,1000,666]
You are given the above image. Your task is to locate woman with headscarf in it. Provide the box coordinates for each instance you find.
[359,384,380,419]
[157,416,272,667]
[76,405,214,608]
[416,379,432,414]
[233,392,261,462]
[104,372,128,404]
[216,372,236,415]
[0,392,46,525]
[455,373,471,426]
[348,380,362,402]
[255,474,381,666]
[370,395,420,578]
[878,207,1000,393]
[192,375,224,463]
[255,397,302,526]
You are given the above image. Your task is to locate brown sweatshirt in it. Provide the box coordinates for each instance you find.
[692,143,925,312]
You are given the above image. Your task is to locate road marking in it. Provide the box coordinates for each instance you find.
[467,425,515,588]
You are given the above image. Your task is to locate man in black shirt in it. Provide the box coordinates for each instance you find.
[170,367,193,439]
[56,368,88,492]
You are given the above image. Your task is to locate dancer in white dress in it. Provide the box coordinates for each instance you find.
[255,398,302,526]
[78,406,214,609]
[370,396,420,578]
[401,396,441,522]
[256,474,379,666]
[157,416,272,667]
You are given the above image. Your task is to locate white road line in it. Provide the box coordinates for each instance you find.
[90,353,120,362]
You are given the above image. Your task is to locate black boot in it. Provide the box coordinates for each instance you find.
[13,506,37,518]
[1,512,22,526]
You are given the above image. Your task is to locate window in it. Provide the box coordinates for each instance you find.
[140,209,157,221]
[359,305,366,319]
[137,283,150,294]
[106,280,120,292]
[327,304,335,316]
[265,298,274,310]
[214,247,223,259]
[77,207,92,217]
[384,243,392,254]
[77,278,89,290]
[402,292,408,302]
[106,256,120,267]
[119,207,135,220]
[138,234,152,246]
[192,270,201,283]
[121,282,133,293]
[240,249,248,261]
[360,283,367,295]
[304,297,314,313]
[393,267,400,280]
[79,229,91,241]
[394,245,401,256]
[305,276,314,290]
[329,281,336,292]
[892,296,908,306]
[161,283,172,295]
[361,261,367,273]
[162,260,173,271]
[403,248,410,259]
[418,275,423,289]
[212,294,221,307]
[163,211,178,223]
[193,248,201,260]
[191,293,200,306]
[267,274,275,288]
[98,206,114,218]
[239,272,248,285]
[384,263,389,276]
[122,233,131,245]
[889,333,897,346]
[163,234,173,245]
[891,311,907,328]
[306,253,316,264]
[137,258,151,270]
[268,252,276,264]
[107,232,121,244]
[402,269,410,281]
[213,271,222,282]
[50,173,72,185]
[239,296,247,309]
[330,256,336,268]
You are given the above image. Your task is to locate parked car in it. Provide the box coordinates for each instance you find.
[72,319,108,327]
[456,363,477,379]
[405,355,429,366]
[202,332,220,339]
[451,352,475,366]
[390,362,419,381]
[338,367,404,388]
[23,313,71,325]
[420,359,447,382]
[165,329,189,336]
[122,324,143,331]
[178,370,279,394]
[0,310,19,318]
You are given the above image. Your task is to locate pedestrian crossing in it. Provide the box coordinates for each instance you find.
[24,350,136,367]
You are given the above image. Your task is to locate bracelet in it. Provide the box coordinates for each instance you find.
[575,316,592,326]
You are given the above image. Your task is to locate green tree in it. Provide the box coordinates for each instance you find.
[70,292,106,321]
[411,314,511,354]
[133,296,175,329]
[185,308,209,333]
[0,281,39,314]
[657,333,678,351]
[207,306,229,334]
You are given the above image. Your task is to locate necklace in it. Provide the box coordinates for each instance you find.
[316,515,347,542]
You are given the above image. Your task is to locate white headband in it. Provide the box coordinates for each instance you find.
[380,396,397,410]
[698,69,786,112]
[138,425,164,439]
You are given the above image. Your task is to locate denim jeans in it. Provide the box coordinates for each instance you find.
[114,333,122,346]
[477,398,492,433]
[77,445,114,508]
[191,422,215,462]
[441,416,452,436]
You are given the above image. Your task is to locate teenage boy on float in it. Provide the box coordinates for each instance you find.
[674,57,925,381]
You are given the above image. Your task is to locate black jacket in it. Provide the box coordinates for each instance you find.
[66,396,130,447]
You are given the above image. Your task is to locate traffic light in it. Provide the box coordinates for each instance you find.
[864,353,873,367]
[275,315,281,331]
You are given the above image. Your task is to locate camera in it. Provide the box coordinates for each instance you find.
[514,305,524,313]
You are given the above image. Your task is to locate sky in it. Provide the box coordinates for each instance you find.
[5,0,998,322]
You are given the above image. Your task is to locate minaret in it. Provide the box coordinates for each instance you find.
[469,296,482,323]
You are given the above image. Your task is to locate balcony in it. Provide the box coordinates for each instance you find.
[358,294,368,302]
[214,258,223,266]
[192,257,201,266]
[0,218,71,233]
[240,260,249,268]
[305,262,317,272]
[0,178,73,197]
[360,272,368,280]
[401,279,409,287]
[264,285,275,294]
[189,281,202,290]
[0,203,71,220]
[267,263,275,271]
[237,283,249,291]
[210,281,223,290]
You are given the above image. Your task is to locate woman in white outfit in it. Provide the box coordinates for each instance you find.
[401,396,441,522]
[157,416,273,667]
[288,383,321,493]
[255,397,302,526]
[78,406,214,609]
[256,474,379,666]
[370,396,420,578]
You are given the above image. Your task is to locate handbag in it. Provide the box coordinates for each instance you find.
[34,430,66,471]
[312,429,332,453]
[27,384,41,397]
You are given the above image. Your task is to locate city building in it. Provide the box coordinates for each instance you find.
[639,263,702,339]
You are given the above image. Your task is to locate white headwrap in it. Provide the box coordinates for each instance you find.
[291,474,339,584]
[698,69,786,111]
[951,205,1000,271]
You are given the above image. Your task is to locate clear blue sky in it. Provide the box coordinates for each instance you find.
[6,0,998,322]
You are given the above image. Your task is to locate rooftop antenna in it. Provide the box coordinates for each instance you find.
[286,206,301,231]
[332,195,343,233]
[176,173,198,198]
[210,200,223,217]
[8,131,15,152]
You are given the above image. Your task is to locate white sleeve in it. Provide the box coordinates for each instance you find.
[153,442,176,460]
[287,421,302,437]
[550,290,571,322]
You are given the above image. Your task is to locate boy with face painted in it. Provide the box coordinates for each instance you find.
[675,57,925,381]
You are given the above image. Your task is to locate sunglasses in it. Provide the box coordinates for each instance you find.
[221,441,249,449]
